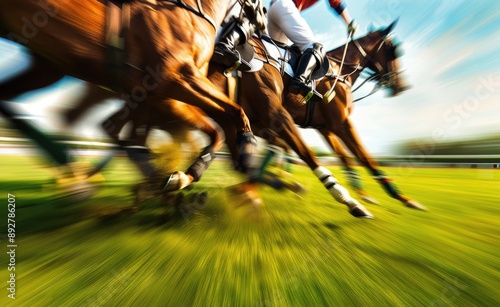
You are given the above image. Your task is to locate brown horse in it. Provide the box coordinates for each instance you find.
[62,42,375,218]
[0,0,261,188]
[62,81,225,187]
[278,21,426,210]
[61,22,423,214]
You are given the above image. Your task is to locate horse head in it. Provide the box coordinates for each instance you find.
[328,19,410,98]
[363,20,411,96]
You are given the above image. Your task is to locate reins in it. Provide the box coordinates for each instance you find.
[327,34,398,103]
[350,37,401,102]
[323,31,353,103]
[351,70,401,102]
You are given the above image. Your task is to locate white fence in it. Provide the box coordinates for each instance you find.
[1,137,499,168]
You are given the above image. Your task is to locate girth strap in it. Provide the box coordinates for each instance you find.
[225,69,242,103]
[227,71,239,103]
[301,99,317,128]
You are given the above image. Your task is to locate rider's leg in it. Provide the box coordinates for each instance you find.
[288,42,325,95]
[213,17,256,70]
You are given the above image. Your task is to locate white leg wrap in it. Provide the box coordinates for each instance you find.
[314,166,338,188]
[314,166,363,210]
[329,184,358,208]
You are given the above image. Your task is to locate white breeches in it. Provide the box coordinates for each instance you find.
[267,0,316,52]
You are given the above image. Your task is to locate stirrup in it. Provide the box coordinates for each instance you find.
[290,80,323,103]
[213,46,251,71]
[288,79,311,95]
[226,53,252,72]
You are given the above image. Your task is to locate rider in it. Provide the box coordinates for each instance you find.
[213,0,267,70]
[267,0,357,95]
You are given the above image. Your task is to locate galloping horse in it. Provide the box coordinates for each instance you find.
[62,81,225,183]
[60,21,422,215]
[278,21,426,210]
[0,0,260,190]
[63,35,375,218]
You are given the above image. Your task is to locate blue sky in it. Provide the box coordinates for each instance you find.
[1,0,499,154]
[293,0,500,154]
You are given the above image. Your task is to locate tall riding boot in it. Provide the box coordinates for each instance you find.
[213,18,255,70]
[289,51,318,95]
[289,43,325,96]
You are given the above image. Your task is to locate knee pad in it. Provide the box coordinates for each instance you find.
[237,18,257,43]
[220,17,256,45]
[311,42,326,65]
[302,42,325,66]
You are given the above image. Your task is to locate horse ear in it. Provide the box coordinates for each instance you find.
[382,18,399,36]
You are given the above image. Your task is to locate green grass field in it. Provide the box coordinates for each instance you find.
[0,156,499,306]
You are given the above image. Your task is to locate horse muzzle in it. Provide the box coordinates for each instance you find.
[387,70,411,96]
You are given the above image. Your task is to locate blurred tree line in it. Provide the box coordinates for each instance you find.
[394,134,500,155]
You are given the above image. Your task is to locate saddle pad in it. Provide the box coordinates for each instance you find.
[260,40,294,77]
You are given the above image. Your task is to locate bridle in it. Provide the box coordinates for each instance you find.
[350,35,402,101]
[329,34,402,102]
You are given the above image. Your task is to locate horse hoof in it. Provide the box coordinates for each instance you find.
[404,200,427,211]
[162,171,190,192]
[349,205,374,219]
[361,195,379,205]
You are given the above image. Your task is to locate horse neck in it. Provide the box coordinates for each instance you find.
[194,0,235,27]
[327,32,384,85]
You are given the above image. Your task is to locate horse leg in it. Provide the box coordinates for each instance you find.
[251,105,372,218]
[152,63,255,174]
[214,120,264,210]
[119,101,226,209]
[318,128,379,204]
[332,118,426,211]
[258,139,281,178]
[0,55,71,166]
[62,83,117,125]
[103,98,225,191]
[93,100,158,180]
[0,55,99,200]
[264,135,293,175]
[156,100,225,190]
[249,132,304,194]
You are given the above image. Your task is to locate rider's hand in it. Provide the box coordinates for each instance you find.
[347,19,358,36]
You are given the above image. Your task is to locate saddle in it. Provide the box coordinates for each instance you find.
[226,35,330,79]
[248,36,335,128]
